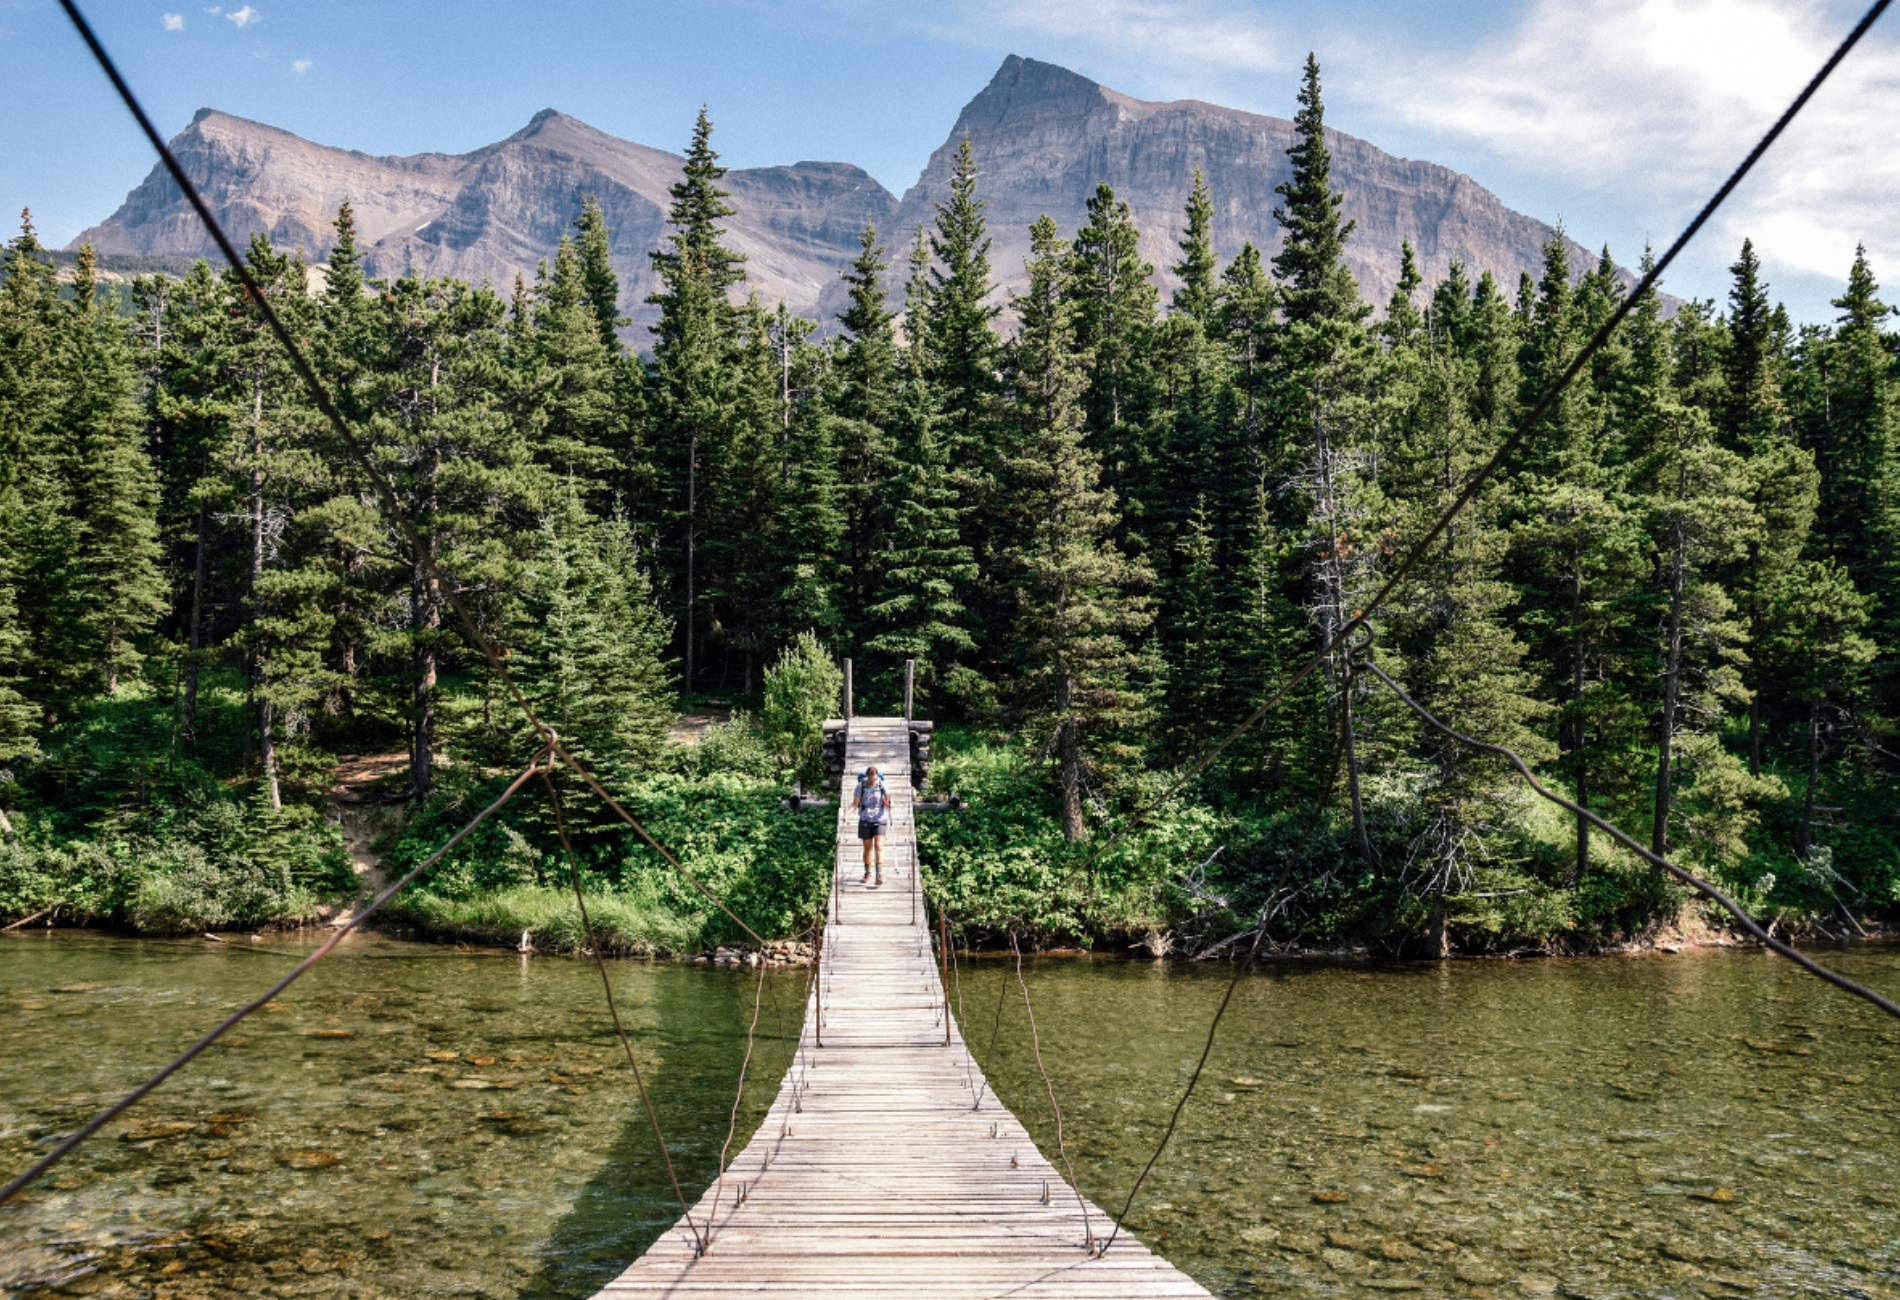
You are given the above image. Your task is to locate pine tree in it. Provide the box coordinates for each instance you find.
[1383,294,1551,901]
[866,410,977,701]
[923,138,1000,465]
[1714,242,1819,775]
[834,223,901,646]
[1170,170,1221,327]
[1628,284,1780,868]
[573,194,628,350]
[1803,247,1899,718]
[647,107,747,696]
[366,271,534,797]
[1271,55,1367,327]
[518,237,618,493]
[1215,242,1279,478]
[1163,498,1225,752]
[999,216,1154,840]
[57,246,167,696]
[520,486,674,773]
[1070,181,1158,495]
[1765,559,1874,860]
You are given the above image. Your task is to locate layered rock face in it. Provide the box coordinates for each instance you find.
[865,56,1613,321]
[73,108,897,336]
[74,57,1617,335]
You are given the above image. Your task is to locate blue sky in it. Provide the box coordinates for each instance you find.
[3,0,1893,322]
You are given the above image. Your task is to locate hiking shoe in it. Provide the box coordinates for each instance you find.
[875,874,883,888]
[861,871,871,884]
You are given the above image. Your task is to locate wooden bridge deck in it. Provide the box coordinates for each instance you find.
[593,717,1210,1299]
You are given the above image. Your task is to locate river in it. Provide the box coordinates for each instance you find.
[2,931,1896,1298]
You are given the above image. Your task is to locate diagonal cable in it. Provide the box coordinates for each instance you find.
[540,762,703,1254]
[1061,0,1891,878]
[56,0,742,938]
[1097,712,1349,1257]
[1353,646,1900,1022]
[0,744,555,1206]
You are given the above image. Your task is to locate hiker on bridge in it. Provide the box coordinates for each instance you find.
[852,765,888,888]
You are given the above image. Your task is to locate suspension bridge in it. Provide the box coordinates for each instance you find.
[6,8,1898,1300]
[594,716,1208,1297]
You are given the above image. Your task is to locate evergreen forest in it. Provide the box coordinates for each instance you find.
[1,60,1896,954]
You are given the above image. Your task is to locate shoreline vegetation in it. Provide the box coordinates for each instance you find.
[2,59,1896,960]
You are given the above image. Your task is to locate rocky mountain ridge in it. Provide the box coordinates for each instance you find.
[74,57,1622,336]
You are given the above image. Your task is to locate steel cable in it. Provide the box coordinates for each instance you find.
[1056,0,1892,885]
[1351,639,1900,1022]
[702,936,771,1248]
[540,763,704,1254]
[1010,931,1093,1249]
[1097,714,1349,1257]
[56,0,750,951]
[0,744,555,1207]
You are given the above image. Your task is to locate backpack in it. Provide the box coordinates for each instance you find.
[856,772,888,819]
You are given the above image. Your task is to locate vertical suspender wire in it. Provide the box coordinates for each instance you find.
[704,939,771,1245]
[970,944,1011,1113]
[1011,931,1092,1250]
[939,905,952,1047]
[1097,714,1349,1257]
[540,766,703,1255]
[945,916,981,1101]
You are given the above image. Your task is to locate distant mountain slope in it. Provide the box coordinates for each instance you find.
[72,107,897,335]
[74,58,1628,336]
[850,56,1619,323]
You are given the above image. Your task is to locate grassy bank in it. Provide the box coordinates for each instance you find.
[915,728,1900,955]
[4,697,1892,958]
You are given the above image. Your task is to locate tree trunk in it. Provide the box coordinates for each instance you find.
[684,432,697,697]
[411,565,437,800]
[1799,696,1819,861]
[1315,411,1371,867]
[1747,541,1763,777]
[1572,556,1589,884]
[250,373,280,810]
[1651,505,1688,860]
[1341,658,1373,867]
[1056,672,1085,842]
[412,409,441,801]
[181,500,207,754]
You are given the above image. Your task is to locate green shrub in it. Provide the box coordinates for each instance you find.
[762,633,842,787]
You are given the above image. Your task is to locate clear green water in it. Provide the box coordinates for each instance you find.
[2,934,1898,1299]
[0,932,804,1300]
[959,945,1900,1299]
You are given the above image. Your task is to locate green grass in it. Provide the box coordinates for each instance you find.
[391,882,702,955]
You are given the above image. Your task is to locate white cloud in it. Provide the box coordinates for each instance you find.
[1369,0,1899,289]
[292,58,311,73]
[203,5,220,13]
[224,4,258,28]
[162,12,184,30]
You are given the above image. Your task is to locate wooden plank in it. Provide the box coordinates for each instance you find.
[590,719,1209,1300]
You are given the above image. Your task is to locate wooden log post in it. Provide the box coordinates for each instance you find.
[904,659,915,722]
[843,658,854,721]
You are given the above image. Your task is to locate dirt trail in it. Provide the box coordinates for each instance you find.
[323,753,409,929]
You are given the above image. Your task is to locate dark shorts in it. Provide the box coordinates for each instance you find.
[858,819,886,840]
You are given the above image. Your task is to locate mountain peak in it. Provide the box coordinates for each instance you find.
[959,56,1112,132]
